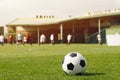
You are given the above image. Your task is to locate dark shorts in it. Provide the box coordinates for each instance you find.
[18,40,22,42]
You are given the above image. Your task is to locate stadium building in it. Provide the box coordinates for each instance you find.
[0,26,4,35]
[6,11,120,44]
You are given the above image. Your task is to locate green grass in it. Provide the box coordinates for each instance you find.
[0,44,120,80]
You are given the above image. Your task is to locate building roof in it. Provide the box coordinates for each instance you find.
[77,12,120,19]
[6,12,120,26]
[6,18,65,26]
[61,12,120,22]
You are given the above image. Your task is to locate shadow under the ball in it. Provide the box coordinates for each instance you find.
[76,72,105,76]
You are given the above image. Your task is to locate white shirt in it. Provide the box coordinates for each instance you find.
[40,34,46,42]
[50,34,54,41]
[67,34,72,41]
[23,36,27,42]
[0,35,4,42]
[97,34,101,41]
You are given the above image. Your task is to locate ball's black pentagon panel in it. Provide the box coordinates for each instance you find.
[70,53,77,57]
[67,63,74,70]
[80,60,85,67]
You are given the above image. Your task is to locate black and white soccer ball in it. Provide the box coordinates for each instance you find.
[62,52,87,75]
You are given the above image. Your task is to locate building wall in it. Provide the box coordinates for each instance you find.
[10,23,89,43]
[0,27,4,35]
[8,21,98,43]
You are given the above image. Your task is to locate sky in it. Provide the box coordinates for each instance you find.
[0,0,120,26]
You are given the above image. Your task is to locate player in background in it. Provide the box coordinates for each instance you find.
[50,33,55,45]
[8,34,14,45]
[23,34,27,45]
[40,33,46,45]
[17,32,23,46]
[27,33,32,46]
[0,34,4,46]
[96,33,102,45]
[67,34,72,45]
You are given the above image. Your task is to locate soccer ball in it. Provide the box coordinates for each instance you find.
[62,52,87,75]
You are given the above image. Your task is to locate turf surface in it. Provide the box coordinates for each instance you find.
[0,44,120,80]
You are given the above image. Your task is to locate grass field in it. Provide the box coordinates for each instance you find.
[0,44,120,80]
